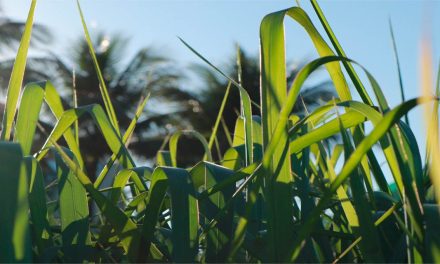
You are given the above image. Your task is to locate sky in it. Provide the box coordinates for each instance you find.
[3,0,440,152]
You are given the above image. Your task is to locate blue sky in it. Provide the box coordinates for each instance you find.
[3,0,440,151]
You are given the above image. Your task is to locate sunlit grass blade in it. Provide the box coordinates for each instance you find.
[94,93,150,188]
[260,11,294,260]
[49,139,142,261]
[14,83,45,156]
[76,0,120,134]
[288,96,432,261]
[310,0,373,105]
[389,19,409,124]
[37,104,135,170]
[206,82,231,157]
[421,37,440,206]
[1,0,37,141]
[169,130,212,167]
[43,81,84,167]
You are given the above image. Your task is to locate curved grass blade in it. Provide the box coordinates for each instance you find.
[169,130,212,167]
[310,0,373,105]
[288,96,433,261]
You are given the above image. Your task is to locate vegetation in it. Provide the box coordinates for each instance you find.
[0,0,439,263]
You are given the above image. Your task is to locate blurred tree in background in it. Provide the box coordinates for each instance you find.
[0,17,336,178]
[34,33,196,177]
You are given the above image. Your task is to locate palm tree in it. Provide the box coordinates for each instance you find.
[39,32,196,177]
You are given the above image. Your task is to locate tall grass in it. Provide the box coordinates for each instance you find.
[0,0,439,262]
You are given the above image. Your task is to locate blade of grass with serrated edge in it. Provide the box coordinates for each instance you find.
[76,0,119,134]
[0,0,36,141]
[94,93,150,188]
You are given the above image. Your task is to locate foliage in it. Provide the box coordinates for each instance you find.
[0,0,439,263]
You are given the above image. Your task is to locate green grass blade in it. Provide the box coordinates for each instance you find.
[338,117,385,262]
[76,0,120,134]
[54,148,91,248]
[0,143,32,262]
[285,7,351,100]
[190,162,234,262]
[424,204,440,262]
[260,11,294,260]
[1,0,37,141]
[37,104,135,170]
[94,93,150,188]
[140,167,199,262]
[49,140,141,261]
[206,82,231,156]
[179,37,254,165]
[111,168,147,205]
[310,0,373,105]
[14,83,45,156]
[169,130,212,167]
[24,157,51,256]
[389,19,409,124]
[43,81,84,167]
[289,110,367,153]
[288,97,432,261]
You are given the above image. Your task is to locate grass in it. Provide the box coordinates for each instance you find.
[0,0,439,262]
